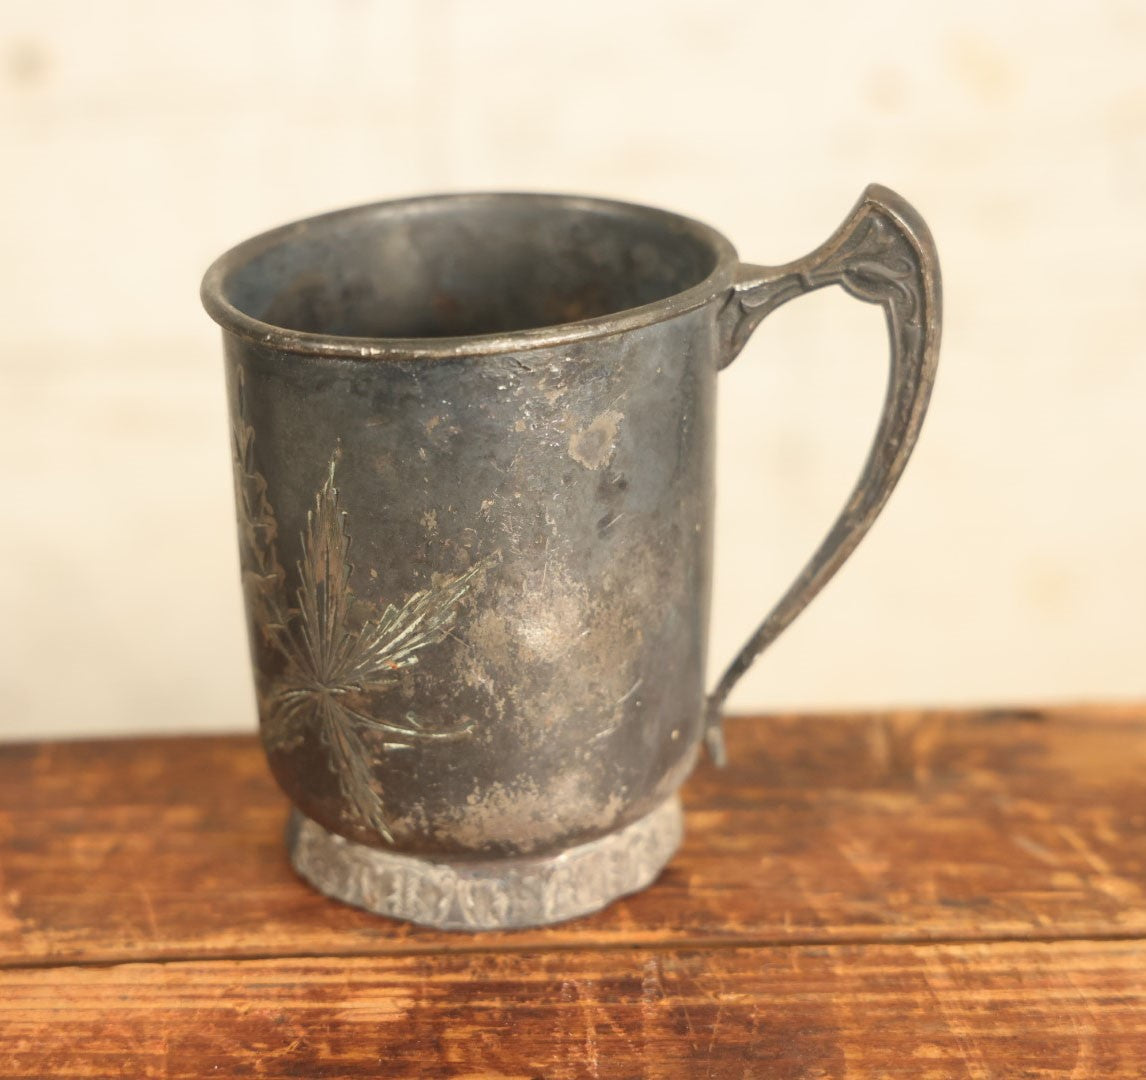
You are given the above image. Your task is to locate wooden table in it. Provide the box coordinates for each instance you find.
[2,706,1145,1077]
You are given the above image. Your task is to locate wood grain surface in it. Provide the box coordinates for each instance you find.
[2,707,1145,1076]
[4,941,1145,1078]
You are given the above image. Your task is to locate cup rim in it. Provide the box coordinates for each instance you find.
[200,192,740,361]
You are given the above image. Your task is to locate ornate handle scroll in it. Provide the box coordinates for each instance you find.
[705,184,942,764]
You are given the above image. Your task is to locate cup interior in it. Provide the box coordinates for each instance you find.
[212,195,722,341]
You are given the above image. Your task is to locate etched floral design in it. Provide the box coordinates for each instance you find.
[231,369,494,841]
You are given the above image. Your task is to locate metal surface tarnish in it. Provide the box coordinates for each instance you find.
[287,795,683,930]
[203,189,941,929]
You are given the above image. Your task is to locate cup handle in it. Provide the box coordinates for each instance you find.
[704,184,942,764]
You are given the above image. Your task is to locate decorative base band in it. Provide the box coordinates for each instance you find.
[286,797,684,931]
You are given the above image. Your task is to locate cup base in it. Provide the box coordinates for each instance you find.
[286,796,683,931]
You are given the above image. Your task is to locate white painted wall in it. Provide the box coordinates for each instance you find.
[1,0,1143,738]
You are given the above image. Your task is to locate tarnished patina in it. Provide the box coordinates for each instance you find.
[202,187,941,929]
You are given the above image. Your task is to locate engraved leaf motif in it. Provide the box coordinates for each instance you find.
[355,558,494,688]
[231,369,494,842]
[290,451,363,695]
[230,379,289,651]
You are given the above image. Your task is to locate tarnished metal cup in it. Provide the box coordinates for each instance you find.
[201,188,941,930]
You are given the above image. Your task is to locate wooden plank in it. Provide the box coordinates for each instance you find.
[1,707,1144,965]
[2,939,1145,1078]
